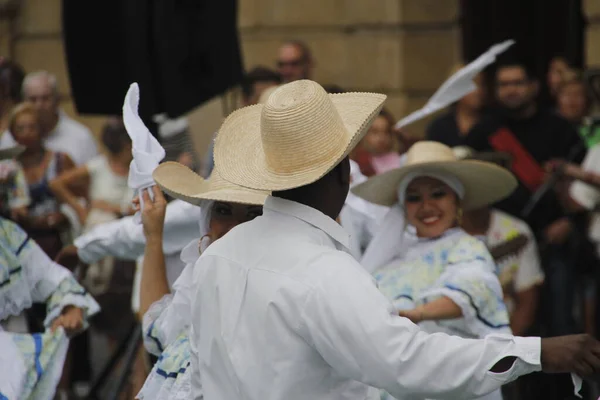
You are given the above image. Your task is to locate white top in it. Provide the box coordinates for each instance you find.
[189,196,541,400]
[74,199,201,288]
[340,160,389,259]
[570,145,600,255]
[486,209,544,312]
[86,155,133,208]
[0,111,98,166]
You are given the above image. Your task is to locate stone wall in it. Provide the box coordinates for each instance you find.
[3,0,461,157]
[585,0,600,68]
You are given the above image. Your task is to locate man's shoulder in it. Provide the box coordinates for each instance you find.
[59,112,94,138]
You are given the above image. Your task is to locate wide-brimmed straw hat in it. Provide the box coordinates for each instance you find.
[351,141,517,210]
[152,161,268,206]
[0,145,25,161]
[214,80,387,191]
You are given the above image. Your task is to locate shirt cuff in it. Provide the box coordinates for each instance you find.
[486,335,541,383]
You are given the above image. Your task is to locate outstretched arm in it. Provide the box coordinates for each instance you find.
[300,253,599,399]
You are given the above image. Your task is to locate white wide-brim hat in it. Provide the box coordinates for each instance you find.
[352,141,517,210]
[214,80,387,191]
[0,145,25,161]
[152,162,269,206]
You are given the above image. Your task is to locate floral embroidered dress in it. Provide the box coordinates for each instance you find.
[137,239,199,400]
[376,228,510,400]
[0,217,100,400]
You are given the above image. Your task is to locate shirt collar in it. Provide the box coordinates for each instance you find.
[263,196,351,251]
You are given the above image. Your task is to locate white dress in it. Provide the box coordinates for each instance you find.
[0,218,100,400]
[376,228,511,400]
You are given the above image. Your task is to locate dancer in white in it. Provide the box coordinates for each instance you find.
[0,146,99,400]
[186,80,600,400]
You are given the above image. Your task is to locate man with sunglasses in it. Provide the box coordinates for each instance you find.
[276,40,314,83]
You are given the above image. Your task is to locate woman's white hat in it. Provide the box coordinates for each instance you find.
[214,79,387,191]
[352,141,517,210]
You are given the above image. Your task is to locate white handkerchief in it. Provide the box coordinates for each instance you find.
[571,373,583,398]
[395,39,515,129]
[122,83,166,223]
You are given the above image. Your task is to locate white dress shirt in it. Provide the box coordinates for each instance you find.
[570,144,600,256]
[189,196,541,400]
[74,199,201,288]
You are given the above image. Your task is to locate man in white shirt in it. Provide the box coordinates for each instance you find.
[186,80,600,400]
[56,198,201,311]
[16,71,98,165]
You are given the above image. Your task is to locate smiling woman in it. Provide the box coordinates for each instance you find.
[352,141,518,400]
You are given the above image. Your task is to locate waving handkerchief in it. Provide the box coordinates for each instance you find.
[396,39,515,129]
[123,83,166,223]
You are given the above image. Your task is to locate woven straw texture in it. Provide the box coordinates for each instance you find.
[152,162,268,206]
[214,80,386,191]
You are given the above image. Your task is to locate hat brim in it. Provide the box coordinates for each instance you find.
[214,92,387,191]
[351,160,517,210]
[0,145,25,160]
[152,162,268,206]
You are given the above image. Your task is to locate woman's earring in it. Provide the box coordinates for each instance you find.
[198,234,212,254]
[456,207,463,225]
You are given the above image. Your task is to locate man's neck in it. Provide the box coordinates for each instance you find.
[273,193,340,221]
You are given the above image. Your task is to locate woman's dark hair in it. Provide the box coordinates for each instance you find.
[101,117,131,154]
[241,66,281,100]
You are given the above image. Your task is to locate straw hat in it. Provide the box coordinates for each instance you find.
[152,162,268,206]
[351,141,517,210]
[214,80,387,191]
[257,85,281,105]
[0,145,24,161]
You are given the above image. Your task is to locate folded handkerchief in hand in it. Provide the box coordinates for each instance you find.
[122,83,166,223]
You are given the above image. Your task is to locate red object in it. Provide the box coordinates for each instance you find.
[489,128,545,192]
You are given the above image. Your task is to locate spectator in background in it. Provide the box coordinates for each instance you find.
[50,117,133,229]
[0,60,30,218]
[0,59,25,139]
[556,75,598,149]
[18,71,98,166]
[465,62,585,349]
[11,102,74,259]
[277,40,314,83]
[351,109,402,177]
[202,66,281,178]
[547,56,572,106]
[426,64,486,147]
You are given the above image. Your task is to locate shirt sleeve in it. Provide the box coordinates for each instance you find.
[3,218,100,326]
[298,252,541,400]
[513,224,545,292]
[142,262,195,355]
[570,147,600,210]
[85,156,104,180]
[75,199,201,264]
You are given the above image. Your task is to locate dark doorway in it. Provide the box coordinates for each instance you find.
[460,0,585,106]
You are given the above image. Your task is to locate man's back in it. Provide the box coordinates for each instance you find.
[189,197,379,399]
[189,197,543,400]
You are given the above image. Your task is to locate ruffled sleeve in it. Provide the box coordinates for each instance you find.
[1,218,100,328]
[142,259,196,356]
[420,236,511,337]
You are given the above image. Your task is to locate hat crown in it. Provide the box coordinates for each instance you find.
[260,80,348,173]
[404,141,457,166]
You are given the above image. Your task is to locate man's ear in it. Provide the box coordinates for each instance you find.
[337,157,351,186]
